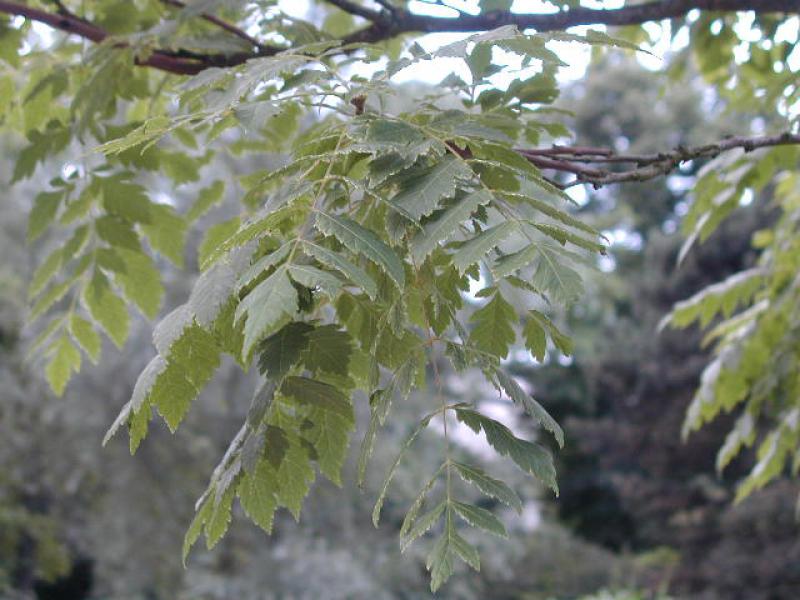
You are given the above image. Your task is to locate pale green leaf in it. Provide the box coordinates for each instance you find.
[68,314,101,363]
[182,494,214,564]
[83,270,130,348]
[238,459,278,533]
[187,180,225,222]
[198,217,240,270]
[28,191,62,242]
[306,407,354,484]
[111,247,164,319]
[205,485,234,549]
[236,243,292,292]
[45,335,82,396]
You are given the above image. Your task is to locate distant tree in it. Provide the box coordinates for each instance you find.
[1,0,798,591]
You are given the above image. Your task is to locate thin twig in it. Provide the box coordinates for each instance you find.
[323,0,382,22]
[160,0,266,50]
[520,132,800,188]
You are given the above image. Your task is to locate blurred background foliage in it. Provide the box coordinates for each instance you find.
[3,39,799,597]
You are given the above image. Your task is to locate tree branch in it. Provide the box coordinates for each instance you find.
[342,0,798,45]
[517,132,800,188]
[322,0,383,22]
[0,1,281,74]
[1,0,796,75]
[160,0,268,51]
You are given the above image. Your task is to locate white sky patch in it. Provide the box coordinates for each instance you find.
[598,254,616,272]
[602,228,643,251]
[566,185,588,206]
[407,1,464,18]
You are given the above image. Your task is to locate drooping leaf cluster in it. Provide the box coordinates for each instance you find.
[8,19,616,589]
[663,146,800,503]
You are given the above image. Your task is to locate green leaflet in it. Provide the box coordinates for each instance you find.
[534,223,606,253]
[198,217,241,270]
[119,321,223,435]
[315,212,405,289]
[182,491,214,564]
[452,221,518,274]
[258,322,313,380]
[372,409,438,526]
[187,180,225,223]
[83,270,130,348]
[410,189,493,264]
[301,240,378,299]
[109,247,164,319]
[237,458,279,533]
[305,407,354,484]
[426,508,480,592]
[358,378,402,486]
[68,314,101,363]
[272,428,317,519]
[399,463,447,543]
[663,267,765,330]
[523,309,573,359]
[303,325,353,376]
[235,266,299,359]
[237,243,292,292]
[200,207,299,270]
[492,244,538,278]
[287,263,343,298]
[140,203,187,266]
[45,334,82,396]
[29,246,65,299]
[494,369,564,448]
[401,501,445,552]
[452,461,522,513]
[469,292,517,359]
[205,485,235,549]
[455,407,558,494]
[450,500,507,538]
[95,215,140,251]
[280,376,354,421]
[529,245,584,305]
[28,191,63,242]
[389,156,473,221]
[188,262,238,328]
